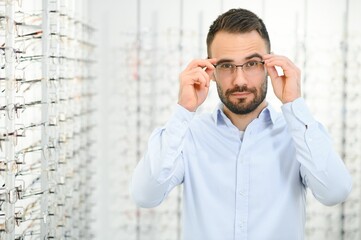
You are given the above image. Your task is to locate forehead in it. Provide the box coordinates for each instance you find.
[210,30,268,60]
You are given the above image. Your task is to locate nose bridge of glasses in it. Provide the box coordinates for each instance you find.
[235,64,246,74]
[232,64,249,84]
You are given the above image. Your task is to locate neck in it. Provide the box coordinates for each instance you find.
[223,100,268,131]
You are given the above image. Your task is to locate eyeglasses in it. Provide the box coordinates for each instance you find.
[213,60,265,79]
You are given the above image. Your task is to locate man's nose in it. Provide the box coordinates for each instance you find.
[232,67,249,86]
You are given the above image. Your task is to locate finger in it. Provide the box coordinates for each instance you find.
[201,69,212,87]
[205,66,215,79]
[262,53,289,60]
[207,58,218,64]
[202,59,217,77]
[201,68,212,87]
[265,58,294,68]
[266,65,280,81]
[186,58,216,71]
[186,68,207,85]
[194,68,211,87]
[262,53,275,60]
[204,58,217,79]
[264,59,296,76]
[201,59,217,77]
[263,54,296,68]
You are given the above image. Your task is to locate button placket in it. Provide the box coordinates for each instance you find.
[234,139,250,239]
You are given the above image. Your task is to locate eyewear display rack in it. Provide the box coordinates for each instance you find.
[0,0,96,239]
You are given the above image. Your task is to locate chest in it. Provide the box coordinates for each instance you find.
[183,125,299,193]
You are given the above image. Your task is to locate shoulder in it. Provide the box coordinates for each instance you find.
[189,111,215,130]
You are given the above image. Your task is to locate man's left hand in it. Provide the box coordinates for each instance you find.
[263,54,301,104]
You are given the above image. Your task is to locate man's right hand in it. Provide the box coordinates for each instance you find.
[178,58,217,112]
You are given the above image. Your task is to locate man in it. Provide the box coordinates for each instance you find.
[130,8,352,240]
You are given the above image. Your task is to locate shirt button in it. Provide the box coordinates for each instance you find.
[239,221,244,228]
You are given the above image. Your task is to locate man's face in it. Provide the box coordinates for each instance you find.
[210,30,268,115]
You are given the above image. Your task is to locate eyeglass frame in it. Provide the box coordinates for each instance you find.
[212,60,266,79]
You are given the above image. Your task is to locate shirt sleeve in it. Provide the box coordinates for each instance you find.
[130,104,194,208]
[281,97,352,206]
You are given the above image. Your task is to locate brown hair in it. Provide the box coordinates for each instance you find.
[206,8,271,57]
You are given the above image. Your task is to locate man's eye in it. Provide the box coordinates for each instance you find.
[219,63,234,69]
[244,61,258,68]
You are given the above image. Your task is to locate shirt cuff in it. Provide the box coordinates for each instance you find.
[164,104,195,131]
[281,97,317,130]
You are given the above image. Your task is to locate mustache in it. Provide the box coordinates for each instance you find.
[225,85,257,96]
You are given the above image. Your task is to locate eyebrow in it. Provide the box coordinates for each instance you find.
[216,53,263,65]
[244,53,263,60]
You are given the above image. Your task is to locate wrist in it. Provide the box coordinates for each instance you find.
[281,91,302,104]
[178,102,197,112]
[282,95,301,104]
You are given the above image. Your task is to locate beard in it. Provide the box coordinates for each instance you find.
[216,78,267,115]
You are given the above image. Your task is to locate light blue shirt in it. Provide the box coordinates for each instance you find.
[131,98,352,240]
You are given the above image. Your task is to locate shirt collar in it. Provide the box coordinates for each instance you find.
[212,101,279,127]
